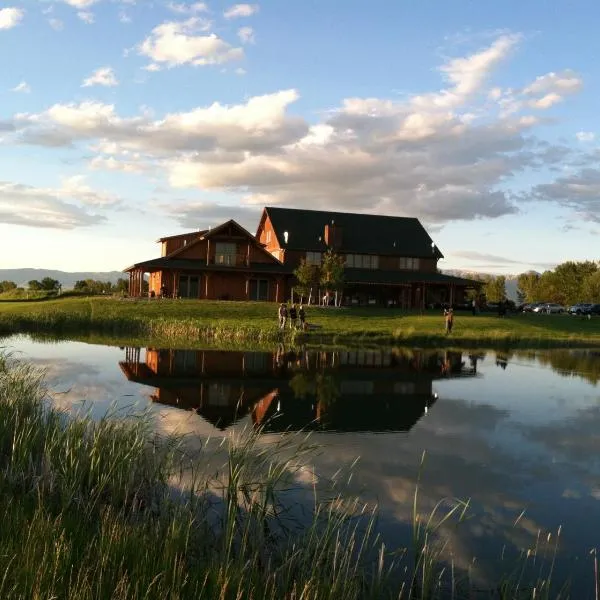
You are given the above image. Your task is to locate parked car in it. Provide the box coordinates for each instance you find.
[568,303,593,315]
[589,304,600,315]
[533,303,565,314]
[521,303,542,313]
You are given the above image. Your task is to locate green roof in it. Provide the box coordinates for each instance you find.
[343,269,481,287]
[264,206,444,258]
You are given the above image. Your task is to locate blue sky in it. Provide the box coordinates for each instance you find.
[1,0,599,274]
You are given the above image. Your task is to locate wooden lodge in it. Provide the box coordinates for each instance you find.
[124,206,480,307]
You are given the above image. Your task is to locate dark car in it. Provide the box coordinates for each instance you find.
[589,304,600,315]
[568,303,593,315]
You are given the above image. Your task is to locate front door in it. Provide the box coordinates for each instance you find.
[249,279,269,301]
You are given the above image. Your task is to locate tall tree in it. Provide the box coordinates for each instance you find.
[28,280,43,291]
[293,259,320,304]
[517,271,542,303]
[320,250,345,306]
[483,275,506,303]
[581,270,600,303]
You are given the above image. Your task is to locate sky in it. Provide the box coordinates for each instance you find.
[1,0,600,274]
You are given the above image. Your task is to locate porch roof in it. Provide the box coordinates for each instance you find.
[123,257,292,274]
[343,269,482,287]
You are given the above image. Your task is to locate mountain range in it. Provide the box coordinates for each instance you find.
[0,269,124,289]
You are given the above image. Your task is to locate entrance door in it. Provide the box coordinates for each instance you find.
[249,279,269,301]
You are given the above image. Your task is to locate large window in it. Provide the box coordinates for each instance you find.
[399,257,420,270]
[249,279,269,301]
[345,254,379,269]
[306,251,322,265]
[265,230,272,244]
[215,242,237,266]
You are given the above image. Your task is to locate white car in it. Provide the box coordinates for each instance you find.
[533,303,565,314]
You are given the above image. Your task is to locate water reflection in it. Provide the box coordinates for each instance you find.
[119,347,478,432]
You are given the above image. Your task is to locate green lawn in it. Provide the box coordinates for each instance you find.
[1,296,600,348]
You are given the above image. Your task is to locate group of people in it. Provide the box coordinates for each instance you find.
[278,302,306,330]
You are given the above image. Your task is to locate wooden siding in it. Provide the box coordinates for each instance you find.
[162,233,200,256]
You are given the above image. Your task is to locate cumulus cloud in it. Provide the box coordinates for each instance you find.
[237,26,254,44]
[0,179,111,229]
[576,131,595,142]
[10,81,31,93]
[0,7,24,29]
[138,17,244,69]
[1,34,588,225]
[82,67,118,87]
[529,168,600,222]
[62,0,99,8]
[224,3,259,19]
[157,200,260,229]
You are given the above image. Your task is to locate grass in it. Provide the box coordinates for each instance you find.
[0,352,597,598]
[1,296,600,349]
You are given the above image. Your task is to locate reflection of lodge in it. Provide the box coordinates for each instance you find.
[119,348,477,432]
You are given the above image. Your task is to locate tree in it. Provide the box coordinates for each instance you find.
[115,278,129,293]
[483,275,506,303]
[517,271,541,303]
[581,270,600,303]
[40,277,60,292]
[0,281,16,293]
[28,280,43,291]
[320,250,345,306]
[293,259,321,304]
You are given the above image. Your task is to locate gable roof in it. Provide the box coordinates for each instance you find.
[155,219,283,265]
[262,207,444,258]
[156,231,207,243]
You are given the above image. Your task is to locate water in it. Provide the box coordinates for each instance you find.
[3,335,600,595]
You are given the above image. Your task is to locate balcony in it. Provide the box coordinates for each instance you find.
[209,253,249,267]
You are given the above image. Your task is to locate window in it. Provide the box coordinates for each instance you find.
[345,254,379,269]
[399,257,420,270]
[215,242,237,266]
[306,251,322,265]
[265,230,272,244]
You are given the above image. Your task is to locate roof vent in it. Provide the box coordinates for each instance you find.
[283,231,289,244]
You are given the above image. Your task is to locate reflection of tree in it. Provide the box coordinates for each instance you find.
[515,350,600,385]
[495,352,509,370]
[289,372,340,409]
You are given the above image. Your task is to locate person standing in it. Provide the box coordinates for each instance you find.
[289,304,298,329]
[278,303,288,330]
[298,304,306,330]
[444,308,454,334]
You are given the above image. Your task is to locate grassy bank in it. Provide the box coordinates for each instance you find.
[0,353,591,599]
[1,296,600,348]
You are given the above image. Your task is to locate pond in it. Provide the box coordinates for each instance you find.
[2,334,600,596]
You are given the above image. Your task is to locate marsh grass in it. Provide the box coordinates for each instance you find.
[0,352,596,598]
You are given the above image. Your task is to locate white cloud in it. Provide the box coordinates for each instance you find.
[0,179,110,229]
[82,67,119,87]
[138,17,244,68]
[576,131,595,143]
[167,2,209,14]
[0,7,24,29]
[237,26,254,44]
[48,18,64,31]
[10,81,31,94]
[523,70,583,96]
[224,3,259,19]
[77,10,95,23]
[59,175,120,206]
[62,0,99,8]
[528,93,562,110]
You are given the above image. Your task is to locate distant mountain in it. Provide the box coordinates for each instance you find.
[0,269,124,289]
